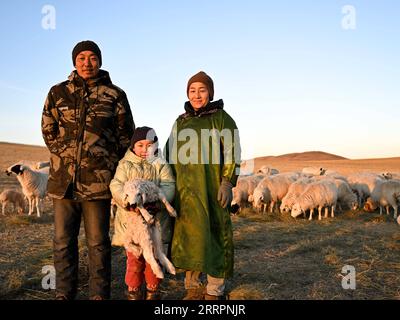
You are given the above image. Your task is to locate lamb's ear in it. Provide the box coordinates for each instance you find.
[141,192,147,205]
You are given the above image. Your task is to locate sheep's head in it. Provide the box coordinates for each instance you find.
[363,197,378,212]
[280,203,290,214]
[123,182,146,209]
[291,203,303,218]
[381,172,392,180]
[5,164,25,176]
[252,189,264,208]
[350,201,359,211]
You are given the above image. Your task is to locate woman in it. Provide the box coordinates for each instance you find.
[165,71,241,300]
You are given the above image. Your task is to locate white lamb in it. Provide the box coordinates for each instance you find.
[364,180,400,219]
[122,179,177,279]
[291,180,338,221]
[252,174,295,213]
[5,164,48,217]
[0,189,25,215]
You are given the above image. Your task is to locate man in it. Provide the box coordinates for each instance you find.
[41,40,135,300]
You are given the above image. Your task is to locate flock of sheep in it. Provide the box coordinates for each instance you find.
[1,160,400,226]
[232,166,400,225]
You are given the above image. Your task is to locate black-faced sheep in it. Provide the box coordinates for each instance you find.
[5,164,48,217]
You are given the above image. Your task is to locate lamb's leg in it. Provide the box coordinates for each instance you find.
[331,204,335,218]
[152,222,175,275]
[379,206,383,215]
[318,207,322,221]
[309,208,313,221]
[386,206,390,215]
[324,207,329,218]
[2,203,5,216]
[141,242,164,279]
[137,206,154,224]
[158,191,177,217]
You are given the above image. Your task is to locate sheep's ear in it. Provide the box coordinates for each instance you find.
[141,192,147,205]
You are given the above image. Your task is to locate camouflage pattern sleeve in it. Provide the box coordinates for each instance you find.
[41,88,61,154]
[115,91,135,159]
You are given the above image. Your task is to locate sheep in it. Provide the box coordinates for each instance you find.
[252,174,295,213]
[0,189,25,215]
[257,165,279,176]
[5,164,48,217]
[364,180,400,219]
[280,178,312,213]
[291,180,338,221]
[122,179,177,279]
[231,174,264,210]
[347,172,385,208]
[302,167,326,176]
[313,176,358,211]
[333,178,358,211]
[381,172,400,181]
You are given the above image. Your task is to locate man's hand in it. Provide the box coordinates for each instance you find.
[217,178,233,209]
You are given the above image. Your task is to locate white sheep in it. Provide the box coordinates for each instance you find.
[5,164,48,217]
[347,172,385,208]
[122,179,177,279]
[381,172,400,181]
[252,174,295,213]
[313,176,358,211]
[364,180,400,219]
[257,165,279,176]
[302,167,326,176]
[291,180,338,221]
[231,174,264,210]
[0,189,25,215]
[280,178,312,213]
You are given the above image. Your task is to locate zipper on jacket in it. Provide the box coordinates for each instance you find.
[72,82,89,199]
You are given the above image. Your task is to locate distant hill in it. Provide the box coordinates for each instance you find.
[255,151,348,162]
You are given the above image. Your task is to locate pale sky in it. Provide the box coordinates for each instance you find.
[0,0,399,160]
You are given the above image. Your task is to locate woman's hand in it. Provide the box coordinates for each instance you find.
[217,178,233,208]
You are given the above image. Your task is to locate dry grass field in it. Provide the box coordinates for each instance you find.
[0,142,399,300]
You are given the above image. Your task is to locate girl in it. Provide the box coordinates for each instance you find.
[110,126,175,300]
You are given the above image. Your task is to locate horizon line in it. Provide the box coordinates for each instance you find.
[1,140,398,162]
